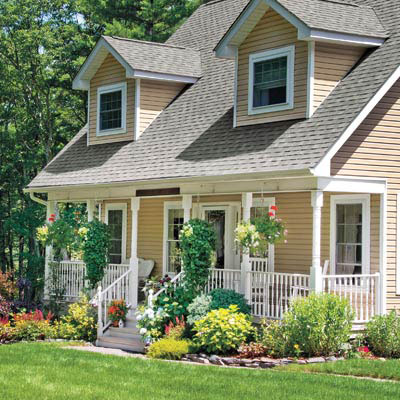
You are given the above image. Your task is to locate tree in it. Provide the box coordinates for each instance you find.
[79,0,200,42]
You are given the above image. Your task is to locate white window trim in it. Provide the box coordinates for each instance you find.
[330,194,370,276]
[396,193,400,295]
[248,45,295,115]
[252,197,276,272]
[96,82,127,136]
[105,203,127,264]
[163,202,183,276]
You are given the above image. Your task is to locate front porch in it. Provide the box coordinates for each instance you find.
[42,174,387,335]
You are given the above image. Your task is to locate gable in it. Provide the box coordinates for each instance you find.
[236,8,308,126]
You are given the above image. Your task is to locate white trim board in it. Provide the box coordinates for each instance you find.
[312,65,400,176]
[397,193,400,295]
[134,78,141,140]
[105,202,128,264]
[330,194,371,276]
[306,41,315,119]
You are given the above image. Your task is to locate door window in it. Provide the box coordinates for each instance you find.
[108,209,123,264]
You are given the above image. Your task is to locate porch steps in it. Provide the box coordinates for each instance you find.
[96,316,145,353]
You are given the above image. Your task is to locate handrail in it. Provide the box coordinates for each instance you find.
[148,271,184,308]
[97,268,132,337]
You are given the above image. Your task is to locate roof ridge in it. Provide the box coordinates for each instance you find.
[104,35,197,51]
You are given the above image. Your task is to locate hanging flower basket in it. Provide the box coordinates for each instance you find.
[235,205,287,254]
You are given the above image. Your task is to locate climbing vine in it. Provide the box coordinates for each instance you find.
[81,219,111,289]
[179,218,216,298]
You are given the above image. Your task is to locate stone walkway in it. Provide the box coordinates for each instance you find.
[63,345,146,358]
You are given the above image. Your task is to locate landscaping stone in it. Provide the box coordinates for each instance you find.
[307,357,326,364]
[297,359,307,365]
[186,354,199,361]
[259,362,275,368]
[327,356,338,362]
[245,363,259,368]
[222,358,240,365]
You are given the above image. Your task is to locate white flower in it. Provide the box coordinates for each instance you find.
[140,328,147,335]
[136,314,143,321]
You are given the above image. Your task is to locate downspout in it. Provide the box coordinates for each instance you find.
[29,191,48,207]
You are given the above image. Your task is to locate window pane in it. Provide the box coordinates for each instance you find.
[253,56,287,107]
[100,90,122,131]
[166,209,184,273]
[108,209,123,263]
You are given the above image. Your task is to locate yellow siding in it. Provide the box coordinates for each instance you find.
[140,80,185,135]
[314,43,364,110]
[89,54,135,145]
[237,9,308,126]
[331,79,400,310]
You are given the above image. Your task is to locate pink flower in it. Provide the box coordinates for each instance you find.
[358,346,370,353]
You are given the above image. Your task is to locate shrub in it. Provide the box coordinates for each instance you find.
[54,296,97,342]
[179,219,216,297]
[12,310,54,341]
[165,316,186,340]
[187,294,212,325]
[260,320,288,358]
[147,338,190,360]
[262,293,353,357]
[193,305,254,354]
[365,311,400,358]
[238,342,268,358]
[209,289,250,315]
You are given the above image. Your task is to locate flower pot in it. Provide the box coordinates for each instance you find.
[112,320,119,327]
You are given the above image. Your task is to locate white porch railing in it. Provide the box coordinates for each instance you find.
[248,271,310,319]
[206,268,242,292]
[97,269,132,337]
[49,261,130,300]
[323,273,380,323]
[147,271,185,308]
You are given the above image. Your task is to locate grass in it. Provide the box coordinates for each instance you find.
[0,343,399,400]
[280,358,400,381]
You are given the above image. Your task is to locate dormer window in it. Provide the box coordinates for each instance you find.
[248,45,295,115]
[97,82,127,136]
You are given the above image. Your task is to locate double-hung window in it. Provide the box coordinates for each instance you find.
[97,82,127,136]
[248,45,295,115]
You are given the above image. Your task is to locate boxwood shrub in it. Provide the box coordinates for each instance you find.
[209,289,251,315]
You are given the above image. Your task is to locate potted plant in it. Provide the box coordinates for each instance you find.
[107,299,128,327]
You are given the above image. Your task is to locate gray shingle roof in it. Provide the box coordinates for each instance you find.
[278,0,388,39]
[103,36,202,78]
[29,0,400,189]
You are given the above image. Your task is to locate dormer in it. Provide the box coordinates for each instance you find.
[215,0,388,127]
[73,36,202,145]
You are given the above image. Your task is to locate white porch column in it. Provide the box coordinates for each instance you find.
[310,191,323,292]
[241,193,253,300]
[130,197,140,309]
[44,201,56,299]
[87,199,96,222]
[182,195,192,223]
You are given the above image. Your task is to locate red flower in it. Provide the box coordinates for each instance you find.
[268,212,275,217]
[48,217,55,222]
[358,346,370,353]
[270,205,278,211]
[50,214,56,218]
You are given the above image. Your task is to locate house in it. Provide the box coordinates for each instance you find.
[25,0,400,351]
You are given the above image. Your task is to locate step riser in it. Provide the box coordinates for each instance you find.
[108,330,141,339]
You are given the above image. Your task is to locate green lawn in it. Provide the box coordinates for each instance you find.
[280,358,400,381]
[0,343,399,400]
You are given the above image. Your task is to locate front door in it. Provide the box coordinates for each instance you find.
[201,205,240,270]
